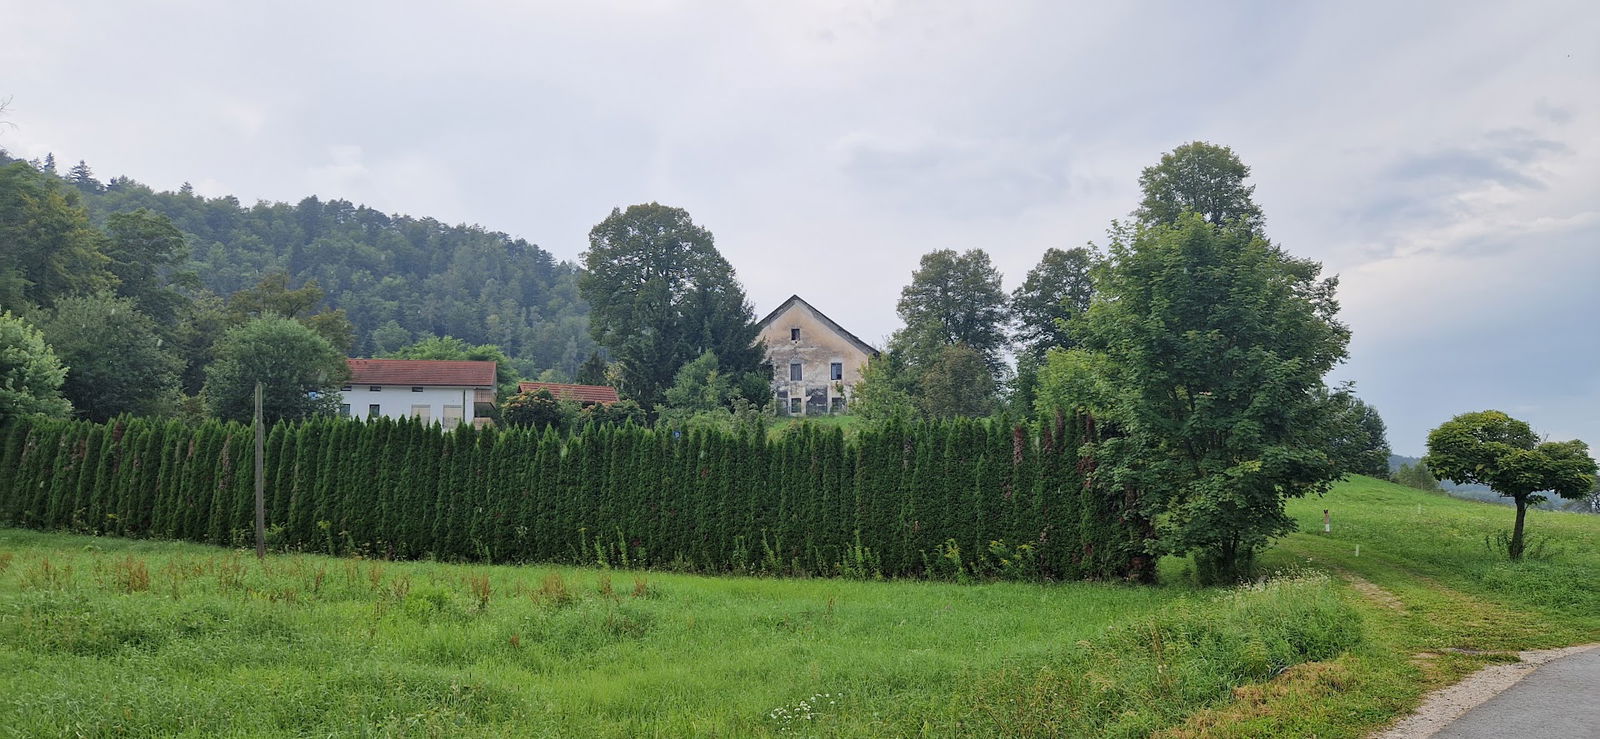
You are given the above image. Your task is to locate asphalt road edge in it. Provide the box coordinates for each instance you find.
[1372,643,1600,738]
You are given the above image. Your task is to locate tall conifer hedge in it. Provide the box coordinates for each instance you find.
[0,413,1149,581]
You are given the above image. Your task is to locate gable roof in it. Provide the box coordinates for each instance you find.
[516,382,621,404]
[756,295,880,357]
[346,359,497,387]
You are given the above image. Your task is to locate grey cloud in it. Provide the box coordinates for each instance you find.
[835,132,1076,219]
[1385,129,1566,190]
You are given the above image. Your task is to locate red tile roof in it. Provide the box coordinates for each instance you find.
[516,382,621,404]
[346,359,497,387]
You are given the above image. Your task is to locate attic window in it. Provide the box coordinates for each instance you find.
[411,386,424,392]
[790,328,800,341]
[369,386,382,392]
[341,385,352,392]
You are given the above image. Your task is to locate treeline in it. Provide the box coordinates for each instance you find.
[2,152,597,377]
[0,415,1150,581]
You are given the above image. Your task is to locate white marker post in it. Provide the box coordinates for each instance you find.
[1323,509,1331,534]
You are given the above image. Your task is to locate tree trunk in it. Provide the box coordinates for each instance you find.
[1510,496,1528,561]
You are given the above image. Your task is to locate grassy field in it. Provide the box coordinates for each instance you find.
[1162,476,1600,737]
[1,475,1595,737]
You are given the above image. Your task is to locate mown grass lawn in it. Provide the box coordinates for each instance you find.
[2,476,1595,737]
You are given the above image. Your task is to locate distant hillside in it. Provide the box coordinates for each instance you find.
[3,152,598,379]
[1389,454,1596,513]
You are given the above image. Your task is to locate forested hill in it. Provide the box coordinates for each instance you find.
[5,153,596,378]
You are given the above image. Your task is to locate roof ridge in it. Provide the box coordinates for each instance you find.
[755,295,879,356]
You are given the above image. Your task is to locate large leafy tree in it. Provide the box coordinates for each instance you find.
[575,351,609,386]
[103,209,192,325]
[0,161,111,308]
[1075,213,1349,584]
[1424,411,1597,560]
[1323,385,1392,478]
[1010,246,1095,412]
[1135,142,1265,235]
[916,343,996,419]
[891,248,1010,375]
[203,316,346,424]
[39,292,182,422]
[0,310,72,422]
[225,272,355,354]
[580,203,764,409]
[1011,247,1095,357]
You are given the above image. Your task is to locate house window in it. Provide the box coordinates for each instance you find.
[411,386,424,392]
[830,362,843,381]
[370,385,382,392]
[340,403,351,417]
[789,397,802,415]
[790,362,802,381]
[341,385,352,392]
[830,397,846,414]
[443,404,464,426]
[411,405,431,422]
[367,404,380,418]
[790,328,800,341]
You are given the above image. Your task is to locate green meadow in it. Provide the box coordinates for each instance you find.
[1,475,1596,737]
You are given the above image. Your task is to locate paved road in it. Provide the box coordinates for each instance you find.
[1436,647,1600,738]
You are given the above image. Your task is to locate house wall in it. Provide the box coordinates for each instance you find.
[338,385,485,425]
[758,303,874,416]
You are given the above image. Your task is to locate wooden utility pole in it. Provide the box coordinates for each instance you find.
[254,381,266,560]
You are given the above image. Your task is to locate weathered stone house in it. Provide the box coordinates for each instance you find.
[756,295,879,415]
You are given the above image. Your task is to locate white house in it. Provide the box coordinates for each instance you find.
[342,359,496,427]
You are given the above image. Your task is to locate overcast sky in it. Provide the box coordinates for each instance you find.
[4,1,1596,454]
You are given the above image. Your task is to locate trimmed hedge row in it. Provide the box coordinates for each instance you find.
[0,414,1150,580]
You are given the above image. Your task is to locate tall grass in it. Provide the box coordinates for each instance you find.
[0,529,1184,736]
[949,573,1363,737]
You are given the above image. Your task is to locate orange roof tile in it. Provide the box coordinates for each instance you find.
[516,382,621,404]
[346,359,496,387]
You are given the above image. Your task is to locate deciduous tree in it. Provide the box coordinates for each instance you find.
[203,316,346,424]
[0,311,72,422]
[40,292,182,421]
[580,203,764,409]
[1424,410,1597,560]
[890,248,1009,375]
[1135,141,1264,235]
[1010,246,1095,412]
[1077,211,1348,584]
[0,161,111,308]
[1323,385,1392,478]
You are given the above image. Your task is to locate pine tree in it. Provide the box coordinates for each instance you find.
[15,421,49,527]
[431,429,462,560]
[82,421,116,533]
[266,421,293,532]
[286,419,322,547]
[0,417,33,523]
[149,422,179,538]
